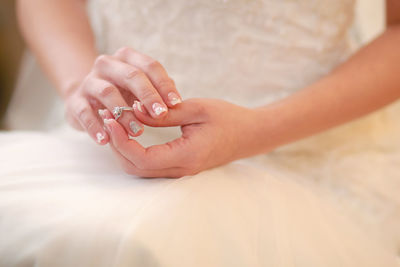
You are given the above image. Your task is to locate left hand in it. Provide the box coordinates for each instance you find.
[64,47,181,145]
[100,98,260,178]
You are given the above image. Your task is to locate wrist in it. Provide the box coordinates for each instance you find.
[245,105,284,156]
[59,78,83,100]
[232,106,277,159]
[57,53,98,101]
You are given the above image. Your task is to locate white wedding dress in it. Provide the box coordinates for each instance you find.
[1,0,400,266]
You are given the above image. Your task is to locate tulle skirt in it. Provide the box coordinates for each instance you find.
[0,119,399,266]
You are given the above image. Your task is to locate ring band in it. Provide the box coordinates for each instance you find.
[112,106,134,121]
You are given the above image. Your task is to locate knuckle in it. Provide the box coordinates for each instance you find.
[191,101,209,119]
[98,84,117,98]
[126,68,143,80]
[114,46,133,58]
[144,60,162,72]
[94,54,110,68]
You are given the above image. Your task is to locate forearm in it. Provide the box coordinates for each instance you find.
[17,0,97,99]
[253,25,400,153]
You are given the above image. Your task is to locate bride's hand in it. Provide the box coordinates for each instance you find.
[64,47,182,144]
[100,98,260,178]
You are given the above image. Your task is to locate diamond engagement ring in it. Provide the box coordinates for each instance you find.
[112,106,134,121]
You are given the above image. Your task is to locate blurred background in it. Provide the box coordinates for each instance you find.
[0,0,24,129]
[0,0,386,130]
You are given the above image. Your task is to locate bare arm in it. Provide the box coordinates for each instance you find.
[251,1,400,154]
[17,0,97,99]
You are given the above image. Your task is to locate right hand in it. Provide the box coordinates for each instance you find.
[64,47,183,144]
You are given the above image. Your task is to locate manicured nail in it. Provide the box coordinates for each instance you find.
[133,100,143,112]
[129,121,142,134]
[98,109,106,117]
[103,119,113,132]
[152,102,167,116]
[168,92,182,106]
[96,132,105,143]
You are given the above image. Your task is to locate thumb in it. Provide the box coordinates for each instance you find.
[133,98,207,127]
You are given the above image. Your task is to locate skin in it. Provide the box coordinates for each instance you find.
[16,1,181,143]
[17,0,400,177]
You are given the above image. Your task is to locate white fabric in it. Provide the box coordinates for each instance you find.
[88,0,356,108]
[1,0,400,266]
[0,128,399,266]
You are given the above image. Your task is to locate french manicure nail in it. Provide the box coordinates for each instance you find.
[133,100,143,112]
[103,119,113,132]
[168,92,182,106]
[96,132,105,143]
[129,121,142,134]
[152,102,167,116]
[98,109,106,117]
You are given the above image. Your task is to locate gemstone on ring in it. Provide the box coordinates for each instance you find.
[112,107,123,120]
[112,106,134,121]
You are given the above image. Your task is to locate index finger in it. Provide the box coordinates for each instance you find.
[103,118,146,163]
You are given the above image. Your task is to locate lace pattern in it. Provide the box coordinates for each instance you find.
[87,0,356,107]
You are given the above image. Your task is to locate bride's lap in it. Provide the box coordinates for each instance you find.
[0,131,398,267]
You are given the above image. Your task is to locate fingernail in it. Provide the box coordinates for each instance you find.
[168,92,182,106]
[152,102,167,116]
[129,121,142,134]
[103,119,113,132]
[98,109,106,117]
[96,132,105,143]
[133,100,143,112]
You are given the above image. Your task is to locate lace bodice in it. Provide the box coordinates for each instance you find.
[87,0,356,108]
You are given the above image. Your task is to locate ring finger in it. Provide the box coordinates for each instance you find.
[83,76,144,137]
